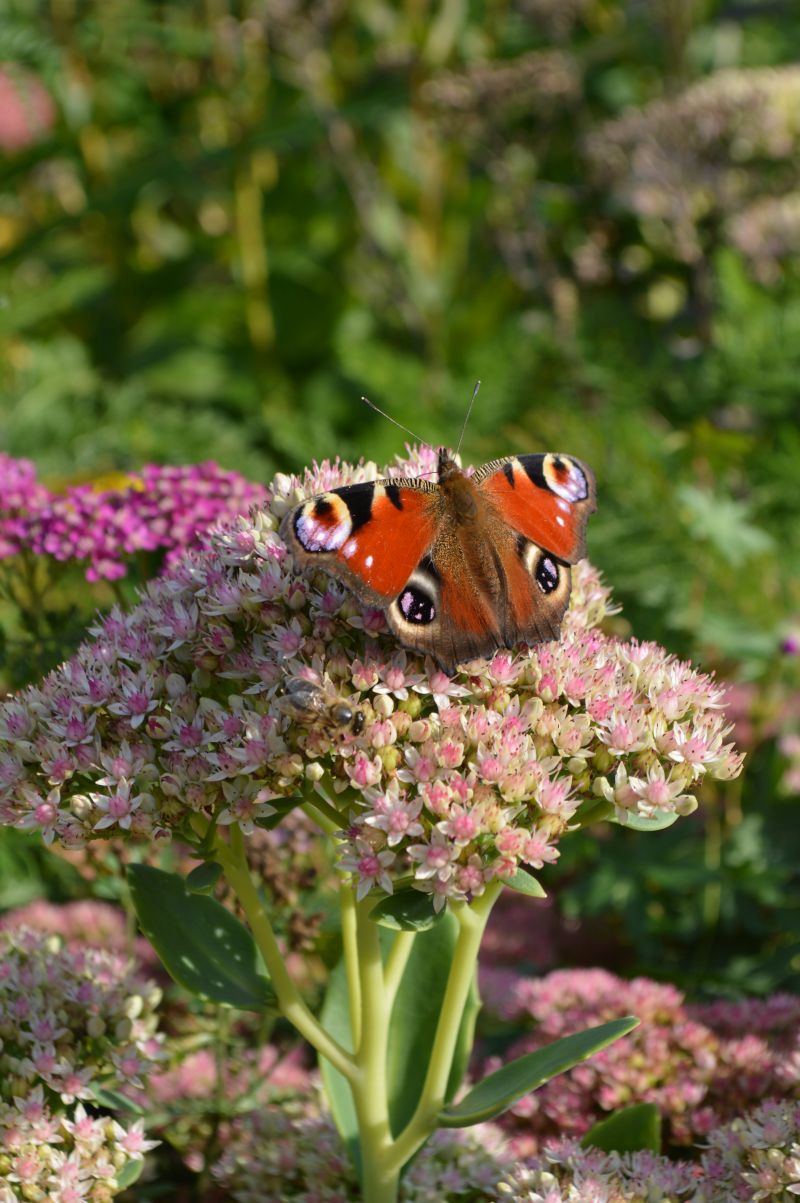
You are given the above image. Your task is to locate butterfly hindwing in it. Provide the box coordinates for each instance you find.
[474,453,596,563]
[280,480,439,607]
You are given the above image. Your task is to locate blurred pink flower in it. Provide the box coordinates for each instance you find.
[0,67,56,154]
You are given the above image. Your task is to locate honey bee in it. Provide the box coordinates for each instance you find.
[278,676,365,737]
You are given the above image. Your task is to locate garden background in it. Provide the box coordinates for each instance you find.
[1,0,800,1196]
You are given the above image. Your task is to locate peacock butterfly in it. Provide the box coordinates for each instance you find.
[280,442,596,675]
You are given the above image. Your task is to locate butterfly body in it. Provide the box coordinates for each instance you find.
[281,449,595,673]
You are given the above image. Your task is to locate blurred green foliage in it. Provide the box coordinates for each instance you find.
[1,0,800,994]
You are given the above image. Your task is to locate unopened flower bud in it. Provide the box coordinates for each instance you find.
[114,1017,133,1042]
[165,673,187,698]
[87,1016,106,1038]
[380,747,402,773]
[124,994,144,1020]
[305,762,324,782]
[70,793,93,819]
[373,694,394,718]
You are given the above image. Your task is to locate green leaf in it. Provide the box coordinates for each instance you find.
[612,809,679,832]
[254,794,305,830]
[582,1102,662,1155]
[573,797,614,827]
[185,861,223,894]
[502,868,547,898]
[116,1158,146,1189]
[91,1086,144,1116]
[386,913,477,1137]
[438,1017,639,1128]
[370,889,446,931]
[127,865,275,1011]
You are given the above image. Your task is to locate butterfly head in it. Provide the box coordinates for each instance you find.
[437,448,461,483]
[437,448,478,522]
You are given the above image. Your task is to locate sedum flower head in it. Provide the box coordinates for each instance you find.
[0,926,163,1201]
[211,1092,513,1202]
[480,967,799,1154]
[587,66,800,264]
[508,1099,800,1202]
[0,452,742,910]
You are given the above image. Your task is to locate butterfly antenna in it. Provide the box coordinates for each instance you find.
[455,380,481,459]
[360,396,428,447]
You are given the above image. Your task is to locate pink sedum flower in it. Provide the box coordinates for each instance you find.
[0,928,163,1200]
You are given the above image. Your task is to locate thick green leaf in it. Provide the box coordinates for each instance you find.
[254,794,306,830]
[573,797,614,827]
[370,889,445,931]
[91,1085,144,1116]
[438,1017,639,1128]
[612,809,679,832]
[185,861,223,893]
[128,865,275,1011]
[116,1158,146,1188]
[503,868,547,898]
[386,912,475,1137]
[582,1102,662,1154]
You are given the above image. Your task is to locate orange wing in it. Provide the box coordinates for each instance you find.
[280,480,440,606]
[474,453,596,563]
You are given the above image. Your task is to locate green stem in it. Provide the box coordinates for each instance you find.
[220,825,356,1083]
[383,930,415,1011]
[350,897,397,1203]
[386,881,503,1173]
[340,883,362,1052]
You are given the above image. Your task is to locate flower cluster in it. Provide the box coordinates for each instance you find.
[422,50,580,136]
[510,1099,800,1202]
[0,455,50,558]
[0,927,163,1201]
[211,1087,800,1203]
[728,194,800,284]
[587,66,800,264]
[0,452,742,910]
[0,455,267,581]
[211,1094,512,1202]
[479,967,800,1153]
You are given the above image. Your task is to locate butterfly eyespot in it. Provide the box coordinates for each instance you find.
[294,494,352,552]
[535,555,560,595]
[398,585,436,625]
[543,454,588,503]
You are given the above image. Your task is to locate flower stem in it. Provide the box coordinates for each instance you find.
[350,897,398,1203]
[386,881,503,1173]
[220,824,356,1083]
[340,883,362,1052]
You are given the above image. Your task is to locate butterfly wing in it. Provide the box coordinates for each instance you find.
[474,453,596,562]
[280,479,440,608]
[470,453,596,653]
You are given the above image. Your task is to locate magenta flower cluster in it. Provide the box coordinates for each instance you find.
[0,451,742,910]
[0,454,267,581]
[0,927,163,1202]
[479,966,800,1153]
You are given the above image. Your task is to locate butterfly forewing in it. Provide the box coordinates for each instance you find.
[474,453,596,563]
[280,479,439,606]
